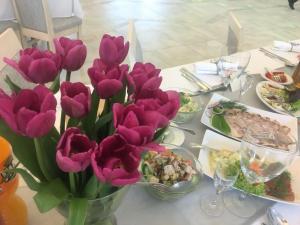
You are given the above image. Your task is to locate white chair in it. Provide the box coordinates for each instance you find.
[127,20,143,68]
[12,0,82,51]
[227,12,243,55]
[0,28,34,92]
[0,20,19,35]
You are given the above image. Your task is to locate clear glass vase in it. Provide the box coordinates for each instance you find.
[56,186,130,225]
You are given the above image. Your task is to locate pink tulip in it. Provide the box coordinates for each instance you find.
[91,134,140,186]
[113,103,168,143]
[56,127,97,173]
[0,85,56,137]
[3,48,61,84]
[113,103,166,152]
[88,59,128,99]
[99,34,129,67]
[54,37,87,71]
[136,89,180,121]
[127,62,162,100]
[60,82,91,118]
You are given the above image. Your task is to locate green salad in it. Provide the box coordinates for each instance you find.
[179,92,198,113]
[209,149,294,199]
[209,149,264,195]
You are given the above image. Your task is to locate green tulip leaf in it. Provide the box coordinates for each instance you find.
[50,75,60,93]
[82,90,100,139]
[35,128,63,181]
[4,76,21,93]
[83,175,99,199]
[154,126,169,142]
[95,112,112,131]
[34,178,69,213]
[68,198,88,225]
[0,120,46,181]
[12,168,41,191]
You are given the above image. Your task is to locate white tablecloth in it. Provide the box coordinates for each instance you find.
[16,40,300,225]
[0,0,83,21]
[160,42,300,225]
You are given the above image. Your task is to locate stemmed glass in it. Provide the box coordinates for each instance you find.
[218,51,251,98]
[200,158,239,217]
[223,126,298,218]
[230,73,254,101]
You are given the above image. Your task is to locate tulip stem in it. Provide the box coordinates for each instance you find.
[66,70,71,82]
[34,138,52,181]
[60,111,66,134]
[69,172,77,195]
[80,171,86,191]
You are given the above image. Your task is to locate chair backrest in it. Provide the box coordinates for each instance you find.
[227,12,243,55]
[127,20,143,68]
[0,28,21,71]
[0,28,34,92]
[12,0,53,33]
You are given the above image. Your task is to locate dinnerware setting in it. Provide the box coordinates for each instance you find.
[199,129,300,203]
[2,17,300,224]
[262,68,293,85]
[172,89,203,124]
[139,144,202,200]
[256,81,300,117]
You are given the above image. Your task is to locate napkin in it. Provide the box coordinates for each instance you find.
[273,40,300,53]
[194,62,239,88]
[194,62,239,75]
[194,63,218,75]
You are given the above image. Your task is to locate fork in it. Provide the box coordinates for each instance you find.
[260,48,296,67]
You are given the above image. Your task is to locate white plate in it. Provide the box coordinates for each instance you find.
[256,81,300,118]
[260,71,293,85]
[162,125,185,146]
[199,129,300,205]
[200,93,298,143]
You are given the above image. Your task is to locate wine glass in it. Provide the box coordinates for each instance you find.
[218,52,251,97]
[223,126,298,218]
[200,158,239,217]
[230,72,254,101]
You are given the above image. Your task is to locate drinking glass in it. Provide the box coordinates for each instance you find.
[217,51,251,98]
[223,127,298,218]
[200,159,239,217]
[230,72,254,101]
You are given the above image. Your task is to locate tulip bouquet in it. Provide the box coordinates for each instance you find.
[0,34,179,225]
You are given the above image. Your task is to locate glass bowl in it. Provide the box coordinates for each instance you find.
[140,144,202,200]
[172,90,202,124]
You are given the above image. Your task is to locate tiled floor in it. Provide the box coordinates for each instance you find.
[80,0,300,71]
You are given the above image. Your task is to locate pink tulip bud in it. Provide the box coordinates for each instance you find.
[60,81,91,118]
[91,135,140,186]
[54,37,87,71]
[4,48,61,84]
[0,85,56,137]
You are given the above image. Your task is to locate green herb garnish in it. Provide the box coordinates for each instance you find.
[179,92,190,106]
[218,100,246,111]
[211,114,231,134]
[231,161,265,195]
[290,99,300,112]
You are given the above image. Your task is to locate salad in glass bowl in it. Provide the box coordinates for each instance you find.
[173,91,202,124]
[140,144,202,200]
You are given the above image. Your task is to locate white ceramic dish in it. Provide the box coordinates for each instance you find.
[260,71,293,85]
[162,124,185,146]
[256,81,300,118]
[199,129,300,205]
[200,93,298,143]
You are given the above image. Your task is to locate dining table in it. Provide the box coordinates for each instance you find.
[0,0,83,21]
[16,43,300,225]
